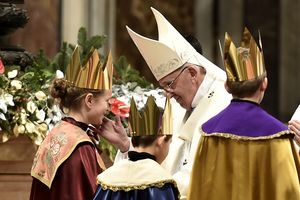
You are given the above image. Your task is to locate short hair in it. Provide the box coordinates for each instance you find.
[226,75,265,98]
[184,35,203,55]
[131,135,172,148]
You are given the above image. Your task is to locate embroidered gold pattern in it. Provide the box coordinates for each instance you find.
[97,179,180,199]
[153,58,180,76]
[200,127,293,140]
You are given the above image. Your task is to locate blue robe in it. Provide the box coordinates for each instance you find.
[93,151,179,200]
[93,183,177,200]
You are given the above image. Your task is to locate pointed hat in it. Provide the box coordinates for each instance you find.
[223,27,266,81]
[129,96,173,136]
[65,46,113,90]
[127,7,225,81]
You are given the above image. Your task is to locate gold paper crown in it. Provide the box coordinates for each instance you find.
[129,96,173,137]
[65,46,113,90]
[224,27,266,81]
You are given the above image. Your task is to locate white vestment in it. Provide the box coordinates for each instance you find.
[162,74,231,199]
[115,72,232,199]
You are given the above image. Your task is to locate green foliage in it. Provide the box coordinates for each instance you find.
[77,27,107,63]
[114,56,153,89]
[24,56,55,92]
[1,26,153,161]
[97,138,117,162]
[30,27,108,75]
[50,42,72,73]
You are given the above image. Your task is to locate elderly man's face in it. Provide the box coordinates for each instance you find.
[158,64,204,110]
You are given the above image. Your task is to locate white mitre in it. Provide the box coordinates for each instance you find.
[126,7,226,81]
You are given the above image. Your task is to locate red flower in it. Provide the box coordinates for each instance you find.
[0,58,5,74]
[109,98,130,118]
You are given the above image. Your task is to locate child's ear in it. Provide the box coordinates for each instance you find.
[156,135,166,147]
[224,81,231,93]
[260,77,268,92]
[84,93,94,108]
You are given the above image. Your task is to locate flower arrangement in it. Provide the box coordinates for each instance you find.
[0,27,166,161]
[0,64,62,145]
[0,59,4,74]
[0,27,106,145]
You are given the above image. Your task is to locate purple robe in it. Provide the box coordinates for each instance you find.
[188,99,300,200]
[202,99,290,138]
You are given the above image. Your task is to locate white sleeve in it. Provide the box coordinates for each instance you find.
[161,137,191,200]
[113,139,134,163]
[169,128,202,199]
[173,164,191,200]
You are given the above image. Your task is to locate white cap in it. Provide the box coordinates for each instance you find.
[127,7,226,81]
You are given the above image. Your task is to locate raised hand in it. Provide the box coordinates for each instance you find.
[97,116,130,153]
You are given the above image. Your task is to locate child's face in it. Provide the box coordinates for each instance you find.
[86,91,112,126]
[156,136,172,164]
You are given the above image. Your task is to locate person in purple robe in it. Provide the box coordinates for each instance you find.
[29,47,130,200]
[188,28,300,200]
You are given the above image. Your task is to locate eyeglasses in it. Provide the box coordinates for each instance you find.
[165,67,188,90]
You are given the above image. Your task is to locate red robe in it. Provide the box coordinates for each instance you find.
[30,118,105,200]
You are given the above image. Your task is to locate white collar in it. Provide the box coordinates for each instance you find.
[191,71,215,108]
[97,159,176,188]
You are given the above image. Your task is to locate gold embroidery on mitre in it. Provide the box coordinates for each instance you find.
[65,46,113,90]
[129,96,173,136]
[153,58,180,78]
[224,27,266,81]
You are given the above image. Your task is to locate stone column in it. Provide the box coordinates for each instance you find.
[194,0,243,66]
[217,0,243,66]
[194,0,215,60]
[280,0,300,121]
[89,0,116,54]
[61,0,89,44]
[61,0,115,53]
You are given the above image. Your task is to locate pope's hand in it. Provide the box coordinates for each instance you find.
[97,116,130,153]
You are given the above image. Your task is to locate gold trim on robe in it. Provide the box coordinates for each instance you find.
[188,134,300,200]
[97,158,180,199]
[31,121,106,188]
[200,128,293,140]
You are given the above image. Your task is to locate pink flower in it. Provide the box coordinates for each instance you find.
[109,98,130,118]
[0,58,5,74]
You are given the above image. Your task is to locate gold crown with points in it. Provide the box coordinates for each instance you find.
[129,96,173,137]
[224,27,266,82]
[65,45,113,90]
